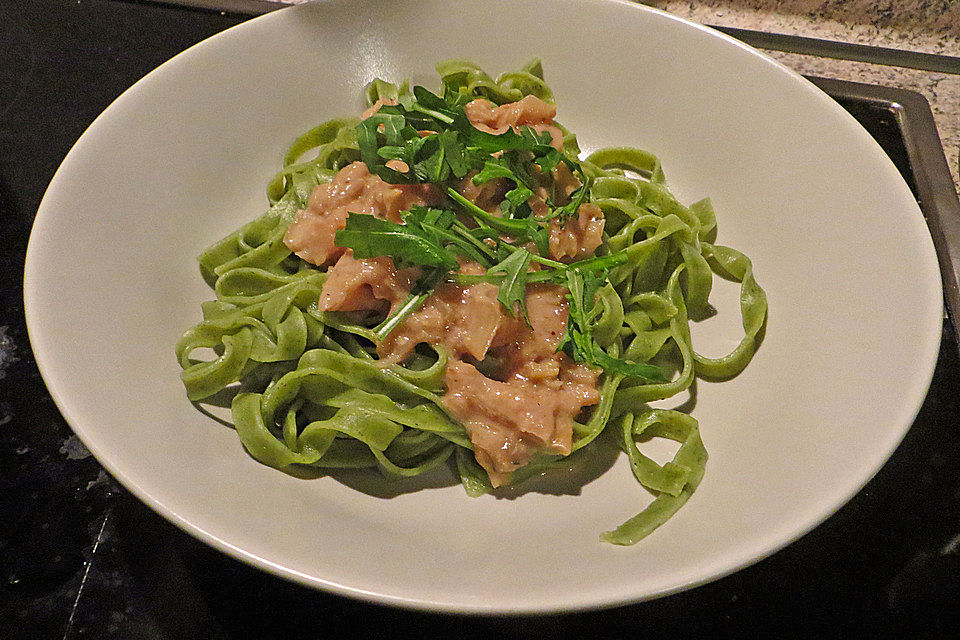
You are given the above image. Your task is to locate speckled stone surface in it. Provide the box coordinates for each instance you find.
[644,1,960,192]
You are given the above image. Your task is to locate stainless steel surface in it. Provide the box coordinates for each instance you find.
[150,0,284,14]
[713,26,960,75]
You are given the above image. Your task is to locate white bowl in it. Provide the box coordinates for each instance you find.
[24,0,942,613]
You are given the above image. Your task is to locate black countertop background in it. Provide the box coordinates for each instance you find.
[2,1,959,637]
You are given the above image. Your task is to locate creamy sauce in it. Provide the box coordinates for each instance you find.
[318,252,416,315]
[283,161,438,266]
[549,203,605,262]
[318,253,601,484]
[288,94,604,486]
[465,95,564,150]
[445,359,599,486]
[456,173,509,212]
[442,284,600,485]
[379,264,504,363]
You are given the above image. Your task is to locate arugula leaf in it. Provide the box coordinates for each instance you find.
[350,78,646,343]
[377,145,409,162]
[504,185,534,210]
[337,207,497,273]
[403,206,453,245]
[405,207,492,267]
[356,116,411,184]
[411,135,449,182]
[586,348,669,380]
[563,269,667,382]
[446,187,537,238]
[411,85,458,123]
[359,86,500,184]
[357,81,563,197]
[335,214,457,271]
[517,126,554,147]
[486,248,533,318]
[531,225,550,257]
[561,268,599,361]
[449,219,497,265]
[457,120,552,154]
[533,148,564,173]
[500,149,540,192]
[472,160,516,185]
[539,179,590,222]
[367,112,407,145]
[438,129,475,178]
[470,158,536,219]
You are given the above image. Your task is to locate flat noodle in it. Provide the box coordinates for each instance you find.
[175,60,767,544]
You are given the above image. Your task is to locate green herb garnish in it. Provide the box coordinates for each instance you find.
[560,269,668,382]
[340,77,666,381]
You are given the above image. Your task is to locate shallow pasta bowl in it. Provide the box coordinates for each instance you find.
[23,0,942,613]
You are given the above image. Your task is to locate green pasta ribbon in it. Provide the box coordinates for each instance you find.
[175,59,767,545]
[601,409,707,545]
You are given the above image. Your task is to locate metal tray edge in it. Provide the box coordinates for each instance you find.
[808,75,960,344]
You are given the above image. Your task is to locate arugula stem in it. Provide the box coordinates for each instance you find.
[426,224,490,266]
[567,250,629,271]
[447,188,532,236]
[450,220,497,262]
[526,271,561,284]
[373,291,431,341]
[529,254,566,269]
[457,268,561,287]
[412,104,454,124]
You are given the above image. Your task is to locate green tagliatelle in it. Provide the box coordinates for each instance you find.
[176,60,768,545]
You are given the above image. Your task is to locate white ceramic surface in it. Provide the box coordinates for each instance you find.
[24,0,942,613]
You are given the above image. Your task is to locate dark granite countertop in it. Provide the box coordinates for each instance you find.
[2,1,959,637]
